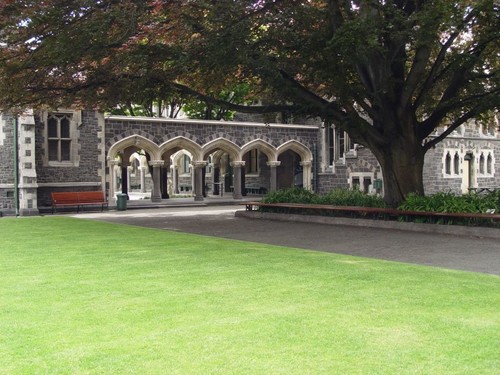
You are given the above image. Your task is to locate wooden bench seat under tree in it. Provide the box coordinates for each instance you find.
[51,191,108,213]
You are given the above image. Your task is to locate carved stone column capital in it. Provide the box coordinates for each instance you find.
[266,161,281,167]
[192,161,208,169]
[230,161,245,168]
[148,160,165,167]
[300,160,312,167]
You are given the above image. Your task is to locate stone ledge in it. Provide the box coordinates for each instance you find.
[235,210,500,240]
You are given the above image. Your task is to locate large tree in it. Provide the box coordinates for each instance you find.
[0,1,498,205]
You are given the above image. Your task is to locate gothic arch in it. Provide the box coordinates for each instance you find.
[202,138,241,160]
[159,136,202,161]
[204,133,240,147]
[171,149,193,166]
[161,131,201,145]
[107,134,160,160]
[241,139,278,162]
[210,150,227,165]
[277,140,313,162]
[106,130,156,149]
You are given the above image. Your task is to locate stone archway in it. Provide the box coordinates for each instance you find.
[202,138,243,199]
[171,150,194,196]
[128,152,150,195]
[241,139,279,193]
[159,137,203,200]
[277,140,313,190]
[107,135,161,204]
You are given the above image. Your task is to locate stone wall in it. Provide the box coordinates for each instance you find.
[104,117,319,153]
[35,110,104,207]
[424,124,500,194]
[318,124,500,197]
[2,109,499,215]
[0,114,15,212]
[316,147,381,194]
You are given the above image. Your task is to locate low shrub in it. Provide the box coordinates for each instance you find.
[398,191,500,214]
[262,187,386,207]
[262,187,319,204]
[260,188,499,227]
[318,188,386,207]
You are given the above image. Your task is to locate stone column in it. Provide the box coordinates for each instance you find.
[121,160,130,199]
[202,166,207,197]
[241,165,246,196]
[140,167,146,193]
[220,163,227,196]
[266,161,281,192]
[173,166,180,194]
[108,160,120,205]
[213,165,220,195]
[192,161,207,201]
[300,160,312,191]
[149,160,164,202]
[161,165,169,199]
[231,161,245,200]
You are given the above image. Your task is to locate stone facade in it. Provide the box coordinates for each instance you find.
[104,117,318,152]
[103,116,319,202]
[317,121,500,197]
[34,110,105,207]
[0,114,15,213]
[0,109,498,215]
[423,123,500,195]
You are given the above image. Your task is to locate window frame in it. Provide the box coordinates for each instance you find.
[443,149,462,178]
[42,110,80,167]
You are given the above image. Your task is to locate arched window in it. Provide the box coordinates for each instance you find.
[479,153,485,175]
[47,114,72,162]
[453,153,460,175]
[487,154,493,175]
[445,152,451,175]
[206,155,213,174]
[182,155,191,174]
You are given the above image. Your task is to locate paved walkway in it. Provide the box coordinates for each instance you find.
[72,205,500,275]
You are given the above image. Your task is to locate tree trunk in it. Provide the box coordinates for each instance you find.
[372,137,425,207]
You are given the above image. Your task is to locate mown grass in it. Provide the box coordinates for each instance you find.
[0,217,498,374]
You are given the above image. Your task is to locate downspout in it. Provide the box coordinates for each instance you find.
[13,115,19,216]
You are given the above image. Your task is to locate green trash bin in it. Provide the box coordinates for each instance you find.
[116,193,127,211]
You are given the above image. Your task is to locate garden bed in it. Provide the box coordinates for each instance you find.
[248,188,500,229]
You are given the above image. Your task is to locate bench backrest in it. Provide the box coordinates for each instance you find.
[78,191,105,203]
[51,192,80,204]
[51,191,105,204]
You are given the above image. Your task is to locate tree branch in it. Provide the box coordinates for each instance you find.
[419,87,500,139]
[401,43,433,108]
[171,82,300,115]
[423,108,480,151]
[413,9,477,109]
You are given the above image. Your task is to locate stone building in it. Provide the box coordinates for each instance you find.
[0,109,498,216]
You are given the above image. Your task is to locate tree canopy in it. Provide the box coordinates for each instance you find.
[0,0,498,205]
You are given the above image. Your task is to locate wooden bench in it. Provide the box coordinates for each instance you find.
[242,202,500,226]
[51,191,108,213]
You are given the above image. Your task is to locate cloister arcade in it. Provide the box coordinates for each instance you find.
[107,135,313,203]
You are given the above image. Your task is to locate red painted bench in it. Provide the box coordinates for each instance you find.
[51,191,108,213]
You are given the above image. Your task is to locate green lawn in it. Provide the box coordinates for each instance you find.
[0,217,498,374]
